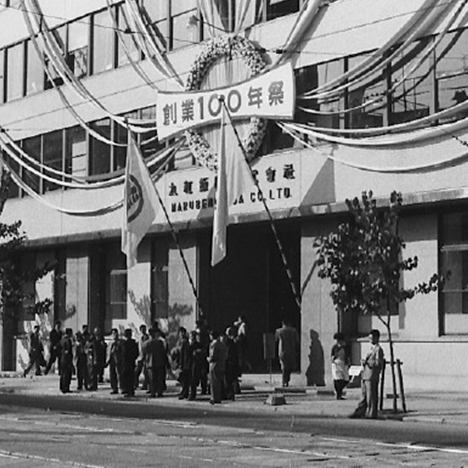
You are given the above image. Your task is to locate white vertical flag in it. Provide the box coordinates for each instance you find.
[211,105,255,266]
[122,135,158,269]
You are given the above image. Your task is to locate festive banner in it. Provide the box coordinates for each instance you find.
[157,62,295,140]
[122,136,159,268]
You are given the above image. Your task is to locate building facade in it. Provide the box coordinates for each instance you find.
[1,0,468,390]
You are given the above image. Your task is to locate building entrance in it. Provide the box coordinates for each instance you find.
[198,221,300,372]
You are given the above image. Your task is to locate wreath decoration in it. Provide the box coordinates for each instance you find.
[185,35,267,171]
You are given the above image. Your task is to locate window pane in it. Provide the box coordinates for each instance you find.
[42,130,63,193]
[299,60,345,129]
[113,122,128,172]
[22,136,41,194]
[45,27,66,89]
[6,43,24,101]
[440,212,468,334]
[117,5,141,66]
[106,244,127,321]
[348,54,386,129]
[26,39,44,95]
[141,0,166,22]
[267,0,300,21]
[4,151,19,198]
[65,126,87,178]
[89,119,111,176]
[0,50,5,104]
[390,39,433,125]
[172,9,198,50]
[92,10,115,74]
[69,18,89,78]
[436,30,468,121]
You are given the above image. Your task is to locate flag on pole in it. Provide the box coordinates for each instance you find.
[122,135,158,269]
[211,105,254,266]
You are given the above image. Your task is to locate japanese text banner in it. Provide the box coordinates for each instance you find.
[156,63,295,140]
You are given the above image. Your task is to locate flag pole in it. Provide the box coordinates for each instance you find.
[150,166,205,318]
[219,98,301,310]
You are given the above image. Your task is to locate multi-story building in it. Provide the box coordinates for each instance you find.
[2,0,468,390]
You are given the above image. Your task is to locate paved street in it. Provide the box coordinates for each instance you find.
[0,404,468,467]
[0,375,468,466]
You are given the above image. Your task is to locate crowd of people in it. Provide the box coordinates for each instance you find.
[22,316,252,405]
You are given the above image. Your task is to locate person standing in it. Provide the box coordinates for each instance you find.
[107,328,122,394]
[134,324,149,390]
[73,331,87,390]
[350,329,385,419]
[86,327,106,391]
[188,330,204,401]
[173,327,191,399]
[195,318,210,395]
[59,328,74,393]
[275,319,299,388]
[119,328,139,397]
[234,315,251,374]
[142,328,168,398]
[224,327,240,401]
[331,332,350,400]
[208,329,227,405]
[23,325,45,377]
[44,320,63,375]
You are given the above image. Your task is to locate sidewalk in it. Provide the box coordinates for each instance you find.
[0,371,467,426]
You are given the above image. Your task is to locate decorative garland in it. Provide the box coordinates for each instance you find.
[185,35,267,171]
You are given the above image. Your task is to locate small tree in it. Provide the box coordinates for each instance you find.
[0,170,54,357]
[315,191,442,412]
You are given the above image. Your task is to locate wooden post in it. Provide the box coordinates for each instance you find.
[396,359,407,413]
[379,359,386,411]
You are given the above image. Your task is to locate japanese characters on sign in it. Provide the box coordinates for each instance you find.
[163,156,299,218]
[156,63,295,140]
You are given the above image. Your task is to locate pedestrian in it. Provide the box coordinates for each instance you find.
[119,328,139,397]
[208,329,227,405]
[188,330,204,401]
[349,329,385,419]
[142,328,168,398]
[134,324,149,390]
[86,327,106,391]
[275,318,299,387]
[81,325,90,388]
[107,328,122,394]
[224,327,241,401]
[44,320,63,375]
[23,325,45,377]
[172,327,191,399]
[233,315,251,374]
[195,318,210,395]
[331,332,350,400]
[59,328,74,393]
[73,331,87,390]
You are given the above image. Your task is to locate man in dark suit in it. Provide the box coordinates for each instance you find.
[142,328,168,398]
[119,328,139,397]
[350,329,385,419]
[45,320,63,375]
[23,325,45,377]
[59,328,74,393]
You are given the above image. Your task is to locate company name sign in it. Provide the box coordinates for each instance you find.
[156,63,295,139]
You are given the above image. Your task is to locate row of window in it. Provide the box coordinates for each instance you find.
[0,0,302,104]
[10,26,468,197]
[296,29,468,131]
[5,105,169,198]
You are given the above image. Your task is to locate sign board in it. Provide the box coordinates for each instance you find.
[156,62,295,140]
